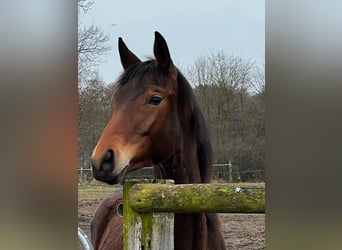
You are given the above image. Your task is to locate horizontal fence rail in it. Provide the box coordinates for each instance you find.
[129,183,265,213]
[123,179,265,250]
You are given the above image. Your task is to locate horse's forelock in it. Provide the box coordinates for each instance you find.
[117,60,163,88]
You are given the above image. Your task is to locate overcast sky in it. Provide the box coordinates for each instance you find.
[80,0,264,84]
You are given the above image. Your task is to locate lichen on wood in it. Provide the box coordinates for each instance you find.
[123,179,175,250]
[129,183,265,214]
[124,180,264,250]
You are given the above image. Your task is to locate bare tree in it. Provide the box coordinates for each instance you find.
[78,74,112,170]
[78,0,112,172]
[188,52,265,181]
[78,0,110,83]
[78,0,94,13]
[249,65,265,96]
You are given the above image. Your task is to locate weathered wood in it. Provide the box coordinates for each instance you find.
[124,180,264,250]
[228,161,233,182]
[123,179,174,250]
[129,183,265,213]
[123,180,142,250]
[150,212,174,250]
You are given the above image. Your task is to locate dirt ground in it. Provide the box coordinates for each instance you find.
[78,190,265,250]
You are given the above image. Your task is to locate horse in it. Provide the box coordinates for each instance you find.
[90,31,226,250]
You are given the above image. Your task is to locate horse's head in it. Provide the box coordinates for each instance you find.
[91,32,181,184]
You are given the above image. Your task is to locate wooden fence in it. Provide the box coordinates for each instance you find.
[78,162,265,183]
[123,179,265,250]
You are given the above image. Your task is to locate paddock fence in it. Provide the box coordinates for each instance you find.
[78,178,265,249]
[78,161,264,183]
[123,179,265,250]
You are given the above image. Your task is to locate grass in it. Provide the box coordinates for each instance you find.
[78,183,121,201]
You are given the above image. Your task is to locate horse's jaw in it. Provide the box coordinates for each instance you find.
[94,165,128,185]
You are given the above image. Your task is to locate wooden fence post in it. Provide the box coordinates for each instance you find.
[228,161,233,182]
[123,179,174,250]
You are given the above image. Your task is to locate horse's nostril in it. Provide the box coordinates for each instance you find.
[104,150,114,162]
[99,150,115,173]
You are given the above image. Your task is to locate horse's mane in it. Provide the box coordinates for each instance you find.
[115,60,213,182]
[176,71,213,183]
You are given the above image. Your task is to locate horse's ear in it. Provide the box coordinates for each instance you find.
[118,37,141,70]
[153,31,177,79]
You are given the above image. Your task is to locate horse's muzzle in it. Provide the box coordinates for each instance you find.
[91,149,116,183]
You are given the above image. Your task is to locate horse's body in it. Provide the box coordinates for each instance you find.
[91,190,123,250]
[90,32,226,250]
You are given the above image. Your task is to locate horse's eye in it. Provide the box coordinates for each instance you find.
[148,95,163,105]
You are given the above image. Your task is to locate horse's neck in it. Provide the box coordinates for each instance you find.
[156,135,202,184]
[177,137,202,184]
[154,136,211,250]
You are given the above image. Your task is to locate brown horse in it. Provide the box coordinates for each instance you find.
[90,31,226,250]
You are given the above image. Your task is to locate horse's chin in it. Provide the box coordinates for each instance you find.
[105,161,152,185]
[103,166,129,185]
[129,157,154,170]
